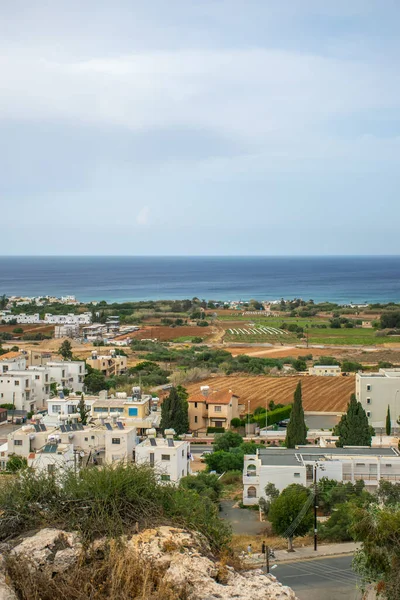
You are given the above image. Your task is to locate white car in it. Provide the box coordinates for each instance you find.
[199,450,212,462]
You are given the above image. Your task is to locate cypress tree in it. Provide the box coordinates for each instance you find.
[335,393,372,447]
[386,405,391,436]
[160,386,189,435]
[285,381,307,448]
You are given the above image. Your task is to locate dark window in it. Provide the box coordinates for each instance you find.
[161,454,170,461]
[14,440,23,446]
[112,438,121,444]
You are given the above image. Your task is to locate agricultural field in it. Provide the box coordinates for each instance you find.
[129,325,212,342]
[186,374,355,412]
[0,324,55,339]
[217,315,388,346]
[224,325,290,343]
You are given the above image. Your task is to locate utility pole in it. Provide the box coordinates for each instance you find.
[266,546,270,573]
[314,463,318,551]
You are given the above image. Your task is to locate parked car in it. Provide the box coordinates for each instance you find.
[199,450,212,462]
[278,419,290,428]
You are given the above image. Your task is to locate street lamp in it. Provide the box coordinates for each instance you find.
[395,389,400,435]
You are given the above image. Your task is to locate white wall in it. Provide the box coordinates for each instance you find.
[356,371,400,428]
[135,439,190,484]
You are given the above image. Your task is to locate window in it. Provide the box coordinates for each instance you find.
[194,402,198,408]
[367,384,371,391]
[182,449,184,457]
[367,411,371,418]
[386,464,392,468]
[67,405,75,414]
[367,398,371,404]
[93,407,107,413]
[161,474,170,481]
[247,486,257,498]
[294,473,300,478]
[110,407,124,413]
[112,438,121,444]
[128,407,138,416]
[356,463,365,467]
[161,454,170,461]
[182,469,184,476]
[214,405,221,412]
[150,452,154,466]
[91,436,95,440]
[14,380,20,386]
[14,440,22,446]
[246,464,256,477]
[35,375,40,380]
[52,405,61,414]
[47,464,55,474]
[194,416,198,424]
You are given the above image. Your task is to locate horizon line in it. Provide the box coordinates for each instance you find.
[1,254,400,259]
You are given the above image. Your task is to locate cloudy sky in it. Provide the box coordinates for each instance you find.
[1,0,400,255]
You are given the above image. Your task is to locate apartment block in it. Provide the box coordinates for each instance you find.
[135,434,191,484]
[243,446,400,505]
[86,350,127,377]
[356,369,400,429]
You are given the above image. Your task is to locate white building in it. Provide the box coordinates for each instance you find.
[44,312,91,325]
[82,324,107,341]
[1,313,40,324]
[308,365,342,376]
[0,372,40,412]
[243,446,400,505]
[45,361,86,393]
[0,353,27,374]
[356,369,400,430]
[4,420,138,472]
[135,433,191,484]
[44,391,102,426]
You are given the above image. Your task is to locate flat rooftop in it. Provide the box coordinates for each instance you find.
[256,446,399,466]
[137,437,187,449]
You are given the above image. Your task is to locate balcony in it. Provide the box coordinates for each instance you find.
[243,474,259,485]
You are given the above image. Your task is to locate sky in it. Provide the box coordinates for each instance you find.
[1,0,400,256]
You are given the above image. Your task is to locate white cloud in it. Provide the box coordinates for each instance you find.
[0,48,398,146]
[136,206,150,226]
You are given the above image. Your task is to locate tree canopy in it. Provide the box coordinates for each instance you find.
[160,386,189,435]
[213,431,243,452]
[335,394,372,447]
[77,394,90,425]
[58,340,73,361]
[285,381,307,448]
[268,484,313,550]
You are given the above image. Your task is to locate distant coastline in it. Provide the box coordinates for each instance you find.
[0,255,400,304]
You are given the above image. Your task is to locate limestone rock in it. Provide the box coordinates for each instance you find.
[0,556,18,600]
[129,526,298,600]
[11,528,81,575]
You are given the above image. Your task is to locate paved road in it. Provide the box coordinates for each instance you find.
[190,444,213,454]
[268,555,361,600]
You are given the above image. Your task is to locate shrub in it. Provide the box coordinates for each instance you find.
[0,463,230,551]
[207,427,225,434]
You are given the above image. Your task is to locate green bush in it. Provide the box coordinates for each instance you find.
[207,426,225,434]
[252,405,292,428]
[0,463,230,551]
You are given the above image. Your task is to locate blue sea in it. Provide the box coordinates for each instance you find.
[0,256,399,304]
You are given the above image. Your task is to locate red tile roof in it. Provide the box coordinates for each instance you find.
[0,351,23,361]
[188,389,239,405]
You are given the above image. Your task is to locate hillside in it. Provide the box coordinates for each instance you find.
[186,375,355,412]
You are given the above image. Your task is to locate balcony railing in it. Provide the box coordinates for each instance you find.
[343,473,400,482]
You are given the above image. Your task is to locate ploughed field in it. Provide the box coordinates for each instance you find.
[130,325,210,342]
[186,374,355,412]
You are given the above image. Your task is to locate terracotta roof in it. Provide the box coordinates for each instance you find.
[188,389,239,405]
[0,352,23,361]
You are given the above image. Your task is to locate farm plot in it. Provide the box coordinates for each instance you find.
[186,374,355,412]
[224,325,291,343]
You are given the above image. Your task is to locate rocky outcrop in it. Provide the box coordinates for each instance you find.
[129,526,297,599]
[1,526,298,600]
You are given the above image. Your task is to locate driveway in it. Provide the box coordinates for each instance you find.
[220,500,266,536]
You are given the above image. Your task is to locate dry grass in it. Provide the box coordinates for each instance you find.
[231,532,330,554]
[5,541,189,600]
